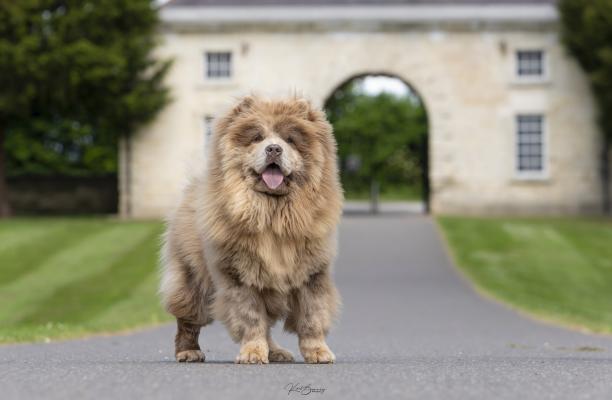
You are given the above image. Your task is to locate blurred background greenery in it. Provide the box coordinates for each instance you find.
[325,76,428,202]
[0,0,171,216]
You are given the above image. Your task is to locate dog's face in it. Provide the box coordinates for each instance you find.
[216,96,331,197]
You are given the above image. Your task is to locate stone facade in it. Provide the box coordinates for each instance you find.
[120,2,604,217]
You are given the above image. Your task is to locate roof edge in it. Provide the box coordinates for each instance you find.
[160,4,558,28]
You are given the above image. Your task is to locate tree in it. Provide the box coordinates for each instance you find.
[325,78,427,201]
[7,118,118,176]
[559,0,612,213]
[0,0,171,217]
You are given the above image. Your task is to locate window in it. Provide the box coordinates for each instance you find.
[516,114,545,175]
[516,50,544,78]
[205,52,232,79]
[203,116,214,149]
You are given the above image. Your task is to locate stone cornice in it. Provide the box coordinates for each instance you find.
[160,4,558,32]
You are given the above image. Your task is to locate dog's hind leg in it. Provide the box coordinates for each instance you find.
[175,319,205,362]
[267,328,295,363]
[160,252,214,363]
[168,278,213,362]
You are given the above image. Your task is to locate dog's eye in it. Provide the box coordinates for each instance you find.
[285,128,304,146]
[252,133,263,143]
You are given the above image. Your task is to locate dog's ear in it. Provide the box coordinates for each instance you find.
[294,98,321,122]
[216,95,257,135]
[232,95,256,116]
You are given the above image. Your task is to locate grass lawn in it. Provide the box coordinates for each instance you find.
[0,218,169,343]
[438,216,612,333]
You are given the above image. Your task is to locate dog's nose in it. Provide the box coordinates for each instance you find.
[265,144,283,157]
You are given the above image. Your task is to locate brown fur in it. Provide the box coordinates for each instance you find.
[160,96,343,364]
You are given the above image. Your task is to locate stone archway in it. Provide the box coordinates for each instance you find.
[319,71,436,213]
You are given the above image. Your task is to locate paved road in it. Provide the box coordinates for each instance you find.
[343,200,425,214]
[3,215,612,399]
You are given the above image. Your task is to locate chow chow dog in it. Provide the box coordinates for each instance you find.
[160,95,343,364]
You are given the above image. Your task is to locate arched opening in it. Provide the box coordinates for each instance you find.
[324,73,430,214]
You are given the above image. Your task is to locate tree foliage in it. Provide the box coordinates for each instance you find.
[560,0,612,140]
[559,0,612,212]
[325,77,427,199]
[0,0,171,176]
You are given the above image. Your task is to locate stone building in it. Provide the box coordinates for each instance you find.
[119,0,605,217]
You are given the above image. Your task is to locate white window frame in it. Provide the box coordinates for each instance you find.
[203,51,233,81]
[512,48,549,85]
[514,113,549,180]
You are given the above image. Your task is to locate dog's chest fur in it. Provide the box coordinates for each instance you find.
[213,230,330,293]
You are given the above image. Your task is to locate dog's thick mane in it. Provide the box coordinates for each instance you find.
[196,96,343,243]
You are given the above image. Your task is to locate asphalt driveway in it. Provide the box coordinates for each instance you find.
[2,215,612,399]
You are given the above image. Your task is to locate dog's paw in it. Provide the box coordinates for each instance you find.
[302,346,335,364]
[269,347,295,363]
[300,337,335,364]
[235,340,269,364]
[176,349,205,363]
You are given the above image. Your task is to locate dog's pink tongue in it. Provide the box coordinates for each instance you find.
[262,166,284,189]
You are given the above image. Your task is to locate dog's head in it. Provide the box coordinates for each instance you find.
[214,96,334,197]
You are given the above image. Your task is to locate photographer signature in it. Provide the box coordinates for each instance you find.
[284,382,326,395]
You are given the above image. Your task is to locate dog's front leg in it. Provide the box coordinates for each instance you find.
[286,271,340,364]
[215,284,270,364]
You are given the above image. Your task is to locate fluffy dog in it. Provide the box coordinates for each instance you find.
[160,95,343,364]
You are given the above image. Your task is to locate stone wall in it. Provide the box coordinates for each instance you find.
[8,175,118,215]
[123,27,602,217]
